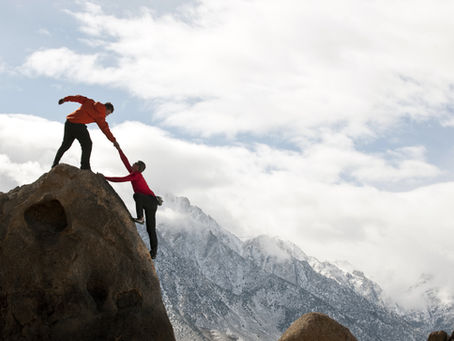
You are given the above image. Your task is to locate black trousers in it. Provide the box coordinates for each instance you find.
[53,120,92,170]
[134,193,158,252]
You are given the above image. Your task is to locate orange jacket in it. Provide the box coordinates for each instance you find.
[63,95,116,143]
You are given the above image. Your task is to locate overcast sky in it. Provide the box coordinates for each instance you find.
[2,0,454,309]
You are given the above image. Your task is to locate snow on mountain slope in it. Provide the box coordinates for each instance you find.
[135,195,444,340]
[398,274,454,336]
[309,259,386,308]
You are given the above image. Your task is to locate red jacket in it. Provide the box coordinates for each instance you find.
[105,149,155,196]
[63,95,116,142]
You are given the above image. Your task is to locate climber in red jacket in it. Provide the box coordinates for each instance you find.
[52,95,119,170]
[104,146,163,259]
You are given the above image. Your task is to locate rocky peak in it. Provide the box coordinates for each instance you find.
[0,164,175,341]
[244,234,309,263]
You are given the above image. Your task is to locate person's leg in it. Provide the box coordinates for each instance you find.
[52,120,76,167]
[133,193,145,222]
[143,196,158,258]
[75,124,92,170]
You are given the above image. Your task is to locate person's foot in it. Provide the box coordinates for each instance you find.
[133,217,144,224]
[150,248,157,259]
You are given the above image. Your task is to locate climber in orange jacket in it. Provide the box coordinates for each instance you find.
[52,95,119,170]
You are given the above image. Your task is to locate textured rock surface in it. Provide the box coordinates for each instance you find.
[426,330,454,341]
[0,164,175,341]
[278,312,358,341]
[428,330,448,341]
[427,330,448,341]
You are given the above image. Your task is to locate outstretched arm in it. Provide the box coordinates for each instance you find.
[105,173,137,183]
[115,147,133,173]
[58,95,88,105]
[94,117,117,143]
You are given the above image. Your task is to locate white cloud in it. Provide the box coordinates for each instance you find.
[7,0,454,310]
[0,154,45,191]
[1,113,453,309]
[38,28,51,36]
[0,58,9,74]
[22,47,108,83]
[20,0,454,139]
[0,114,63,164]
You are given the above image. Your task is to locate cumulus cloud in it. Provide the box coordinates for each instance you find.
[22,47,110,83]
[1,113,453,308]
[8,0,454,310]
[20,0,454,139]
[0,154,44,191]
[0,57,9,74]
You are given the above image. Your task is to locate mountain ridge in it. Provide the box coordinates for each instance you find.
[135,194,450,340]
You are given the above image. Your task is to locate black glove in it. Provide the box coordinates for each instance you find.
[58,98,65,105]
[156,196,163,206]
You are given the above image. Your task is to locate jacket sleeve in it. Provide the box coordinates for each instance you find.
[94,118,117,143]
[62,95,89,104]
[105,173,137,183]
[117,149,133,173]
[91,102,117,143]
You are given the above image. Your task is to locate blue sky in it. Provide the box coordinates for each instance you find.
[3,0,454,161]
[2,0,454,308]
[0,1,172,123]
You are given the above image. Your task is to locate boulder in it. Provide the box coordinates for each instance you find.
[278,312,358,341]
[428,331,448,341]
[0,164,175,341]
[450,331,454,341]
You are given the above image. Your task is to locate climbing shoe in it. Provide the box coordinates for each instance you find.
[133,217,144,224]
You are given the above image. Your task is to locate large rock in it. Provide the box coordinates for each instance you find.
[428,331,448,341]
[278,312,358,341]
[0,164,175,341]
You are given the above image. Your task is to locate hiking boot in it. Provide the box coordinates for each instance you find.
[150,248,157,259]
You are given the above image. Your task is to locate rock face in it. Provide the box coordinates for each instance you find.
[0,164,175,341]
[426,330,454,341]
[278,312,358,341]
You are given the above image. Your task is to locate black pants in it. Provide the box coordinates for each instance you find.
[53,120,92,170]
[134,193,158,252]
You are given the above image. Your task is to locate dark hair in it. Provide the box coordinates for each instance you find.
[137,161,146,172]
[104,102,114,113]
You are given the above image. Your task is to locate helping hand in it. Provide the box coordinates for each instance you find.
[58,98,65,105]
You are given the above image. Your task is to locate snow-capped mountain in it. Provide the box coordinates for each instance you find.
[309,259,386,309]
[135,195,449,340]
[400,274,454,335]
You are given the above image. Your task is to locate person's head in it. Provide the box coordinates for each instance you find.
[132,160,146,173]
[105,102,114,115]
